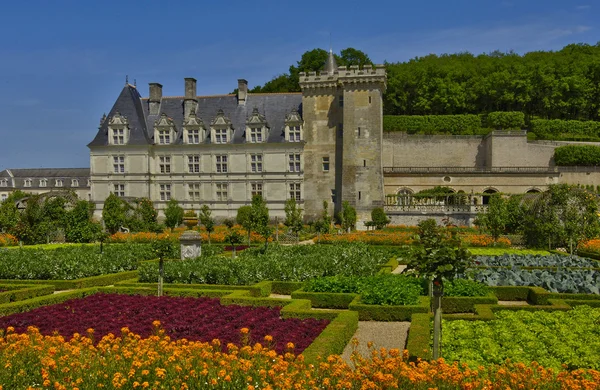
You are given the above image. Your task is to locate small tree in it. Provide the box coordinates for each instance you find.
[477,193,508,241]
[407,219,472,359]
[284,198,303,242]
[314,201,331,242]
[341,201,357,232]
[225,228,243,258]
[250,195,272,250]
[164,199,184,230]
[199,205,215,245]
[371,207,390,230]
[65,200,101,243]
[236,205,253,245]
[134,198,159,232]
[102,194,128,234]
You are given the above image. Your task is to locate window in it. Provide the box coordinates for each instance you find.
[1,194,6,202]
[113,183,125,197]
[188,155,200,173]
[288,126,301,142]
[250,154,263,173]
[339,95,344,107]
[158,130,170,144]
[39,179,47,188]
[188,183,201,201]
[159,184,171,201]
[249,127,262,143]
[113,155,125,173]
[71,179,79,187]
[187,129,200,144]
[251,182,263,197]
[289,154,301,172]
[0,179,7,187]
[331,189,336,204]
[24,179,32,188]
[112,128,125,144]
[159,156,171,174]
[322,156,330,172]
[216,155,228,173]
[337,123,343,136]
[214,129,228,144]
[216,183,228,201]
[289,183,301,201]
[55,179,63,187]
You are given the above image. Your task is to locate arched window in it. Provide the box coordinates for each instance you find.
[396,188,413,205]
[526,188,541,194]
[482,188,498,205]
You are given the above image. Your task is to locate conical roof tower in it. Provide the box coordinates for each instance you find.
[323,49,338,75]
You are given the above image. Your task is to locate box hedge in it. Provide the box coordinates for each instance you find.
[383,115,482,134]
[486,111,525,129]
[348,295,429,321]
[554,144,600,166]
[291,289,357,309]
[441,293,498,313]
[530,119,600,139]
[405,313,431,361]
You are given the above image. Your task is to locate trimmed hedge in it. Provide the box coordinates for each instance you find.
[486,111,525,129]
[441,293,498,314]
[405,313,432,361]
[348,295,429,321]
[0,271,138,290]
[490,286,531,301]
[530,118,600,139]
[0,288,99,316]
[0,284,55,304]
[270,281,305,295]
[291,289,357,309]
[98,286,232,298]
[115,281,268,297]
[554,145,600,166]
[383,115,482,134]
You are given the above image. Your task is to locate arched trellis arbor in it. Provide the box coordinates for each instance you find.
[15,190,79,211]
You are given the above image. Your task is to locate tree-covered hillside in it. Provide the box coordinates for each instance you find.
[252,43,600,121]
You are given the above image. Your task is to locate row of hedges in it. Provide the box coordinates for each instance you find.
[554,144,600,165]
[0,284,54,304]
[530,118,600,139]
[383,114,482,134]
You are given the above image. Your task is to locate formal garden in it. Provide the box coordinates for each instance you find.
[1,186,600,388]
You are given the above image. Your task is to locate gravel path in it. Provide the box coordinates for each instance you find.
[341,321,411,366]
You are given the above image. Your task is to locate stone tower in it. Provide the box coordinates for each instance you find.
[300,52,387,228]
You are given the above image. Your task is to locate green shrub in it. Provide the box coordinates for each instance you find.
[360,275,424,305]
[139,243,395,285]
[444,279,489,297]
[530,119,600,139]
[486,111,525,129]
[383,115,482,135]
[554,145,600,166]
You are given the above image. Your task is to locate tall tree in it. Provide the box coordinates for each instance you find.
[164,199,184,230]
[199,205,215,245]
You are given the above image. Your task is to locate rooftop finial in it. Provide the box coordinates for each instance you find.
[125,75,129,85]
[133,79,137,87]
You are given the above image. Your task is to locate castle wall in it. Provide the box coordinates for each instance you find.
[382,134,485,167]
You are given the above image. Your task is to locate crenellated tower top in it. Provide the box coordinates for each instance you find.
[299,64,387,91]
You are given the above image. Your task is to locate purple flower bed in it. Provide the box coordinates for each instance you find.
[0,293,329,354]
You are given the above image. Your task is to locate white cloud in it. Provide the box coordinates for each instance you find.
[576,5,591,10]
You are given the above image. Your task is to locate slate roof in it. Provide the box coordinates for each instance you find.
[88,84,303,147]
[0,168,90,189]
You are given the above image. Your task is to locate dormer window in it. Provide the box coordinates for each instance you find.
[183,112,206,144]
[40,179,47,188]
[285,108,303,142]
[210,109,233,144]
[71,179,79,187]
[107,112,130,145]
[245,108,268,143]
[24,179,32,187]
[55,179,63,187]
[154,113,176,145]
[0,179,7,187]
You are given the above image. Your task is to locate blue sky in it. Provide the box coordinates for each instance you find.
[0,0,597,170]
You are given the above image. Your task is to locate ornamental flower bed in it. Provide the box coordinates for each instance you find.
[319,231,413,245]
[108,225,280,244]
[0,233,18,247]
[1,327,599,389]
[0,293,327,355]
[460,234,511,247]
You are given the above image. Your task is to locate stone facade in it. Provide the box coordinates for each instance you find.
[80,56,600,227]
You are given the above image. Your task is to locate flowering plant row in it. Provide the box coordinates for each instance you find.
[0,233,17,247]
[579,238,600,255]
[109,225,278,244]
[1,325,598,389]
[319,231,414,245]
[0,293,328,355]
[459,234,511,248]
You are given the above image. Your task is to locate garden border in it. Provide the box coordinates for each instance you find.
[0,284,55,304]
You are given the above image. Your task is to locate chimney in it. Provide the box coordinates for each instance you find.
[237,79,248,105]
[184,77,198,117]
[148,83,162,115]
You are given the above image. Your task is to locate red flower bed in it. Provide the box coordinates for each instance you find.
[0,293,329,354]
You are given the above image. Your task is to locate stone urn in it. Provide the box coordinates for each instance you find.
[183,211,198,230]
